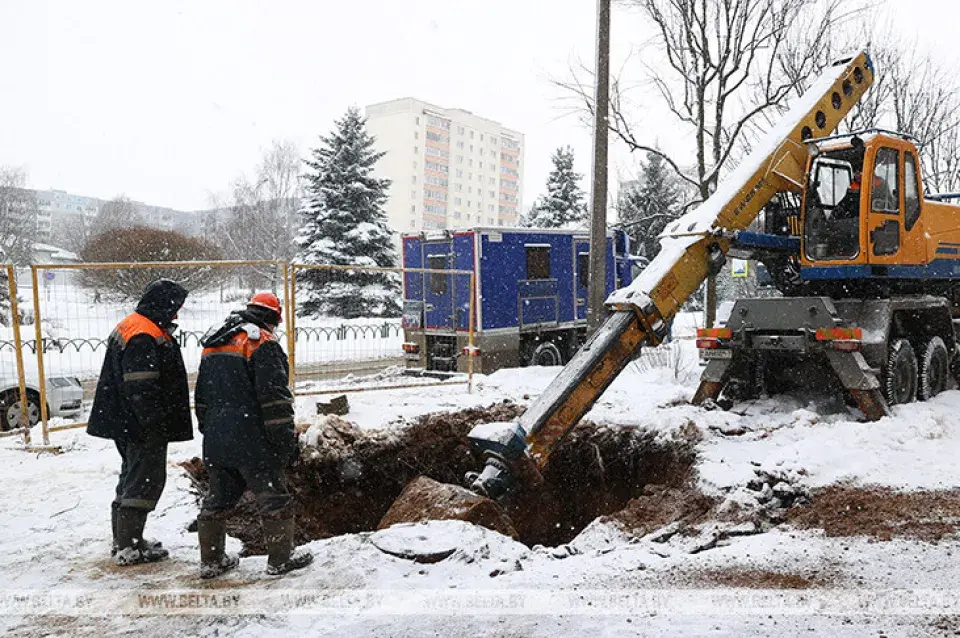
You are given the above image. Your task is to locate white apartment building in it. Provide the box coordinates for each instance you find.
[365,98,524,237]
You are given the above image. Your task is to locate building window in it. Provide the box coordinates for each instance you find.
[467,200,472,207]
[470,131,475,139]
[480,134,484,142]
[411,190,417,199]
[468,159,473,167]
[468,172,473,180]
[456,141,464,149]
[416,116,420,125]
[455,184,462,192]
[526,246,551,280]
[491,136,498,145]
[414,131,419,139]
[457,126,465,135]
[457,155,463,164]
[488,204,494,212]
[414,146,419,154]
[489,177,496,185]
[411,220,416,228]
[454,197,462,205]
[454,211,462,219]
[488,190,495,198]
[498,219,504,226]
[479,161,484,169]
[488,217,494,224]
[411,204,416,213]
[456,169,464,178]
[413,161,418,168]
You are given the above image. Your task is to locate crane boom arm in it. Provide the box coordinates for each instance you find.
[466,50,875,500]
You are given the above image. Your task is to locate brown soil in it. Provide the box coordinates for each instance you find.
[180,402,701,554]
[697,568,824,589]
[787,486,960,542]
[606,483,717,537]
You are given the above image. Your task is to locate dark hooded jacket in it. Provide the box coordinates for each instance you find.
[87,279,193,443]
[194,307,296,469]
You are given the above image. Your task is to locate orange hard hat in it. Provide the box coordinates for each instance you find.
[248,292,282,322]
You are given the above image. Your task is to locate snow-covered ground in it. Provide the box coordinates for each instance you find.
[4,341,960,636]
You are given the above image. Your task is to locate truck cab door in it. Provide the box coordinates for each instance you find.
[900,150,925,265]
[423,242,454,330]
[573,239,590,321]
[866,146,902,265]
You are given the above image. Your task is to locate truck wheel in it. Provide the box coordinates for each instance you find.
[883,339,918,406]
[918,336,949,400]
[528,341,563,367]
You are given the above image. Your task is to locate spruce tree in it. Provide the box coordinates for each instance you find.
[295,107,400,319]
[524,146,587,229]
[618,151,681,265]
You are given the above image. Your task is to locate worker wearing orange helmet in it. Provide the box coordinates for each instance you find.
[193,292,313,579]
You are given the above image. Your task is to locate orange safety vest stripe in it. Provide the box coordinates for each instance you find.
[201,329,277,360]
[113,313,169,347]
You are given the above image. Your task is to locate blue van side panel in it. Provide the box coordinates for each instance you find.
[403,237,424,302]
[478,231,578,330]
[404,230,630,333]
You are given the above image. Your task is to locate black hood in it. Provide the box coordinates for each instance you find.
[200,308,273,349]
[136,279,188,328]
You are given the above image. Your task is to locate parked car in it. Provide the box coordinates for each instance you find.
[0,374,84,431]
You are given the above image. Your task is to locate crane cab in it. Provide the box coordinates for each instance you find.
[799,129,960,294]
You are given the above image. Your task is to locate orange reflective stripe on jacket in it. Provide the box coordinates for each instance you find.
[202,329,277,360]
[112,312,170,348]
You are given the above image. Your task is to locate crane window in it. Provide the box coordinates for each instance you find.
[804,154,860,261]
[904,153,921,231]
[427,255,448,295]
[871,148,900,214]
[526,245,551,280]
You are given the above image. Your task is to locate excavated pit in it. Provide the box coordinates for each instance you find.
[180,402,701,554]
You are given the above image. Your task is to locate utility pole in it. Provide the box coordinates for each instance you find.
[587,0,611,335]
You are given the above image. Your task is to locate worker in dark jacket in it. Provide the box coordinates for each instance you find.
[87,278,192,566]
[194,292,313,579]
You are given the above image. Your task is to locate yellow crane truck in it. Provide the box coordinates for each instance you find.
[461,49,960,501]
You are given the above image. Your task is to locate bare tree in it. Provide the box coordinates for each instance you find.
[91,195,143,235]
[0,167,39,265]
[224,140,302,292]
[80,226,223,300]
[558,0,855,201]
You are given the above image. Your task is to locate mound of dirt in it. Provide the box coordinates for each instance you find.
[787,486,960,542]
[606,483,717,537]
[697,568,825,589]
[180,402,701,554]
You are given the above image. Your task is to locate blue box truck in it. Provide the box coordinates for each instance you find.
[401,227,636,373]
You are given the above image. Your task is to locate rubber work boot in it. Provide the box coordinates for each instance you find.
[198,518,240,579]
[114,507,170,566]
[262,517,313,576]
[111,502,164,557]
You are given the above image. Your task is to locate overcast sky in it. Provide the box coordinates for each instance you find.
[0,0,951,213]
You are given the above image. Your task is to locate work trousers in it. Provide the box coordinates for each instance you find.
[198,466,293,520]
[113,438,168,511]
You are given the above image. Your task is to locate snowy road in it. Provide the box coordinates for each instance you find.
[3,352,960,637]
